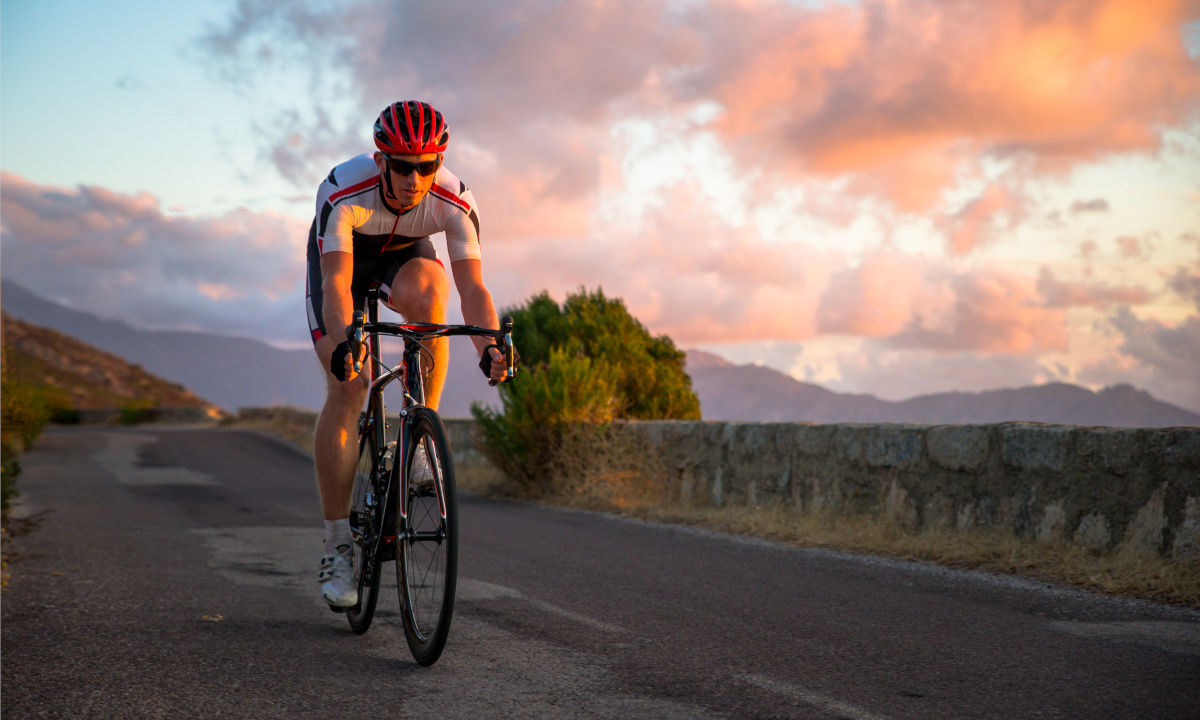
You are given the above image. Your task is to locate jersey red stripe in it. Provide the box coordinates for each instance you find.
[328,176,380,204]
[429,184,471,213]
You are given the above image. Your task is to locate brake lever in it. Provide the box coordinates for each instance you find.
[488,315,516,387]
[347,311,364,373]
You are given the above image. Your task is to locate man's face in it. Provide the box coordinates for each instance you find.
[374,151,441,210]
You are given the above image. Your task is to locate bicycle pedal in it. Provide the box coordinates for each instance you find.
[326,603,348,614]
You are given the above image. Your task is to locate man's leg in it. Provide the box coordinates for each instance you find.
[311,335,369,607]
[385,257,450,411]
[313,342,369,520]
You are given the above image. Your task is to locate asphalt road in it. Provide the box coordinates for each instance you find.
[3,426,1199,719]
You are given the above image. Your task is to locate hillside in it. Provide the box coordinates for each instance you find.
[2,312,218,412]
[1,281,498,416]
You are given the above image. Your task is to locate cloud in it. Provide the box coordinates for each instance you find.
[828,343,1058,401]
[0,172,310,344]
[1036,267,1150,308]
[1105,308,1200,412]
[1169,266,1200,311]
[1071,198,1110,213]
[936,183,1025,254]
[194,0,1200,256]
[1115,235,1143,258]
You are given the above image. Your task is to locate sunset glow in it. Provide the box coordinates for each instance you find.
[2,0,1198,411]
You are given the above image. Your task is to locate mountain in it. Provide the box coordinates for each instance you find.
[685,351,1200,427]
[0,281,500,417]
[5,281,1195,427]
[2,312,218,412]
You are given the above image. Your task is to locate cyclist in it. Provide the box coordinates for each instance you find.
[305,100,508,609]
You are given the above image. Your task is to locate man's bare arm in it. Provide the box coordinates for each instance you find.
[450,259,505,378]
[320,251,364,379]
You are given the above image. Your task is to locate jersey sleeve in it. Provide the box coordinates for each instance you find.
[443,186,482,263]
[317,203,360,255]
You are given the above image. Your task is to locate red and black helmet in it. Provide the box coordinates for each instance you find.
[373,100,449,155]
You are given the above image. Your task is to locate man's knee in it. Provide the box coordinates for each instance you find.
[323,373,368,409]
[389,259,449,321]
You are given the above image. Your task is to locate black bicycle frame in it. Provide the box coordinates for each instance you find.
[353,285,513,554]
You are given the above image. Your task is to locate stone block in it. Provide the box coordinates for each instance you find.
[1120,483,1166,555]
[1172,496,1200,562]
[790,425,835,457]
[1072,428,1141,475]
[1036,500,1066,544]
[865,425,924,469]
[833,425,869,465]
[1074,512,1111,551]
[924,492,956,530]
[928,425,990,472]
[1001,424,1071,473]
[884,479,918,528]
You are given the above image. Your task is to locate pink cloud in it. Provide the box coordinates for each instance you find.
[0,172,309,342]
[937,184,1024,254]
[702,0,1200,174]
[197,0,1200,258]
[818,256,1071,354]
[1036,267,1151,308]
[1116,235,1144,258]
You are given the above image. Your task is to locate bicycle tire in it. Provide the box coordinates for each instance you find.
[396,406,458,665]
[346,426,382,634]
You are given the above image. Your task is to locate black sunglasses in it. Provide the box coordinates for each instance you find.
[387,157,441,177]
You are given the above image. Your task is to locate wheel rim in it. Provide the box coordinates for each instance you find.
[348,436,377,623]
[402,436,448,641]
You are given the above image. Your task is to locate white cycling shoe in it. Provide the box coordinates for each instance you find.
[318,547,358,609]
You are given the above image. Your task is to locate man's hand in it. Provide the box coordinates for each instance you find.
[330,340,367,382]
[478,344,518,384]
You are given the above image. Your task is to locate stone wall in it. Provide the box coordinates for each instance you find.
[227,410,1198,561]
[444,418,1200,561]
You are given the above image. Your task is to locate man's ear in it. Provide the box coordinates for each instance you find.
[373,152,386,171]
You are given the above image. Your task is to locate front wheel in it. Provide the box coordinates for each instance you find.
[346,424,382,634]
[396,407,458,666]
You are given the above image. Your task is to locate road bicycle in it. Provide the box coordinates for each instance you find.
[341,284,515,666]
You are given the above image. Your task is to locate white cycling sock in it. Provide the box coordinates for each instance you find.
[324,518,352,556]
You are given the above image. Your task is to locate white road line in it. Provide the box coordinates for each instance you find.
[458,577,627,634]
[739,674,893,720]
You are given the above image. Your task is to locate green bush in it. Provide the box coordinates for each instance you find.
[1,379,54,450]
[1,378,69,514]
[118,398,155,425]
[472,288,699,497]
[2,444,20,515]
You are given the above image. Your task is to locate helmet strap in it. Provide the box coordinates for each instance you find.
[380,159,399,202]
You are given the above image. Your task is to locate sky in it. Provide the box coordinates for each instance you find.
[2,0,1199,412]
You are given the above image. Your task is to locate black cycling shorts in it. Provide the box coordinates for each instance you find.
[305,220,440,344]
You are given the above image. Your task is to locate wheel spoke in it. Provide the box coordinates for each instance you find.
[397,409,458,665]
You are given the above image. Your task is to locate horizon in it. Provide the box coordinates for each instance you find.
[5,278,1198,419]
[2,1,1198,411]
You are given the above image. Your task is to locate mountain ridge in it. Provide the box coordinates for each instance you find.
[3,281,1196,427]
[684,351,1200,427]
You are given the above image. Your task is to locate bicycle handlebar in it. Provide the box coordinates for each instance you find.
[345,313,517,384]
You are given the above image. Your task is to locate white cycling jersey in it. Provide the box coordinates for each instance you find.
[314,154,481,262]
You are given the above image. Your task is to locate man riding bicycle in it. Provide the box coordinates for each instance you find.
[305,100,508,609]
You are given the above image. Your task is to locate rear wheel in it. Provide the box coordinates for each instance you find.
[397,407,458,665]
[346,424,382,634]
